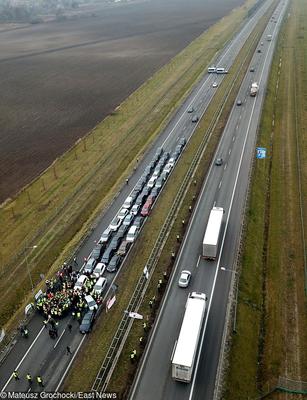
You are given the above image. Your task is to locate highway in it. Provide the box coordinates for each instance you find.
[130,1,288,400]
[0,0,281,393]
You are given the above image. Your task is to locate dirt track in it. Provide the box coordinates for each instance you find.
[0,0,244,203]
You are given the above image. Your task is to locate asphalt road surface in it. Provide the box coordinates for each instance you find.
[0,0,283,393]
[130,1,288,400]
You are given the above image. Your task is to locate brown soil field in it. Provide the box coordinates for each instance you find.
[0,0,244,203]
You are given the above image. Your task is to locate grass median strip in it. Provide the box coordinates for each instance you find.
[62,6,273,392]
[0,0,259,332]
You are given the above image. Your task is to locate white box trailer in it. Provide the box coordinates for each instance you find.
[202,207,224,260]
[171,292,207,383]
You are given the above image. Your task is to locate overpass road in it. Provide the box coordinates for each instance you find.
[0,0,282,393]
[130,1,288,399]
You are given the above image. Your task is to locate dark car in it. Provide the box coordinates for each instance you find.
[144,165,152,175]
[215,158,223,166]
[117,240,132,257]
[191,115,199,123]
[141,186,151,197]
[148,160,156,170]
[83,257,96,274]
[155,177,164,189]
[250,67,255,72]
[79,310,95,334]
[135,193,146,206]
[187,107,194,113]
[135,179,145,192]
[151,187,160,197]
[118,223,129,236]
[91,243,103,260]
[178,137,186,147]
[106,254,122,273]
[101,247,115,265]
[257,49,261,53]
[134,216,145,228]
[109,235,122,252]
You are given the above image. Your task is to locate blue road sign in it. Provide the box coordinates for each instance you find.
[256,147,266,159]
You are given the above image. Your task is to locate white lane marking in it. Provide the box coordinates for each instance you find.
[55,335,86,391]
[53,328,66,349]
[189,4,287,398]
[196,255,201,269]
[236,125,239,130]
[1,326,45,392]
[218,181,222,189]
[224,163,227,170]
[229,149,232,155]
[213,201,216,207]
[232,136,235,142]
[239,114,242,120]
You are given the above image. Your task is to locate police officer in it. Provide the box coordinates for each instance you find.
[26,373,32,385]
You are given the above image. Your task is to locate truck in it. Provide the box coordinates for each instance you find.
[202,207,224,260]
[250,82,259,97]
[171,292,207,383]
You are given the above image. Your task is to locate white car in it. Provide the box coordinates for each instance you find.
[168,157,175,168]
[85,295,98,311]
[109,216,122,231]
[178,270,191,288]
[74,274,88,291]
[131,204,140,215]
[123,196,133,209]
[117,208,129,220]
[91,262,106,279]
[163,163,172,174]
[126,225,139,242]
[93,277,108,296]
[147,176,157,188]
[98,227,112,244]
[212,82,218,88]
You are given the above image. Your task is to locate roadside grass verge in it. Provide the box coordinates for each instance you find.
[0,0,258,331]
[224,0,307,398]
[62,6,273,393]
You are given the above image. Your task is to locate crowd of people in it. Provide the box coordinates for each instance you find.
[35,262,102,323]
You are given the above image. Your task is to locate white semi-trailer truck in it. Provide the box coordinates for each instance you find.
[171,292,207,383]
[202,206,224,260]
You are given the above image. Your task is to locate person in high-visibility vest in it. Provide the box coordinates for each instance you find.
[26,374,32,385]
[12,370,19,380]
[36,375,44,387]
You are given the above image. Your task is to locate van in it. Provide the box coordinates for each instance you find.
[208,67,216,73]
[93,277,108,296]
[85,295,98,311]
[123,196,133,209]
[126,225,139,242]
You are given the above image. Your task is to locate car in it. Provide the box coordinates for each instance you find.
[257,49,261,53]
[117,223,129,236]
[131,204,141,215]
[163,163,173,174]
[178,137,186,147]
[147,194,156,204]
[123,196,134,209]
[98,227,112,244]
[187,106,194,113]
[215,158,223,166]
[141,186,151,197]
[135,179,145,192]
[74,274,88,291]
[93,277,108,296]
[151,186,160,197]
[142,169,151,179]
[178,270,192,288]
[117,208,129,220]
[236,99,242,106]
[191,115,199,123]
[148,160,156,170]
[126,225,139,242]
[83,257,96,274]
[85,294,98,311]
[109,216,122,231]
[141,198,154,217]
[109,235,121,251]
[91,262,106,279]
[100,247,115,265]
[147,176,157,188]
[133,216,145,228]
[154,147,163,159]
[144,165,152,175]
[212,82,218,88]
[117,240,132,256]
[135,193,146,206]
[160,152,169,162]
[260,41,264,46]
[155,177,164,188]
[157,159,167,169]
[152,166,161,178]
[123,213,134,226]
[91,243,103,260]
[106,254,122,272]
[250,67,255,72]
[79,310,95,334]
[168,157,176,168]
